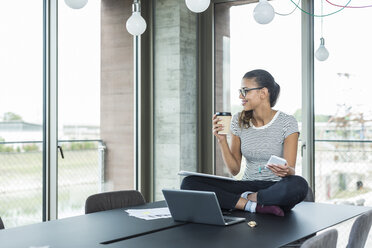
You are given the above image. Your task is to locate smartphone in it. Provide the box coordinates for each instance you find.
[266,155,287,166]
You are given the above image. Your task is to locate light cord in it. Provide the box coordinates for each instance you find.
[325,0,372,8]
[289,0,352,17]
[275,0,300,16]
[321,0,324,37]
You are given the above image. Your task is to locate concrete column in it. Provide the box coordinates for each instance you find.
[214,3,231,177]
[154,0,198,200]
[101,0,134,190]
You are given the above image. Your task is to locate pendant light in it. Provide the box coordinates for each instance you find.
[126,0,147,36]
[185,0,210,13]
[315,38,329,61]
[64,0,88,9]
[253,0,275,24]
[315,0,329,61]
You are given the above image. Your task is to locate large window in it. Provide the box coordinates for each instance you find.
[0,0,43,228]
[214,1,302,178]
[314,3,372,247]
[57,0,102,219]
[314,0,372,206]
[0,0,102,227]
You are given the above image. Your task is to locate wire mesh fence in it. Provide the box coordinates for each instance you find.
[314,140,372,248]
[0,140,105,228]
[57,140,105,219]
[0,148,43,228]
[314,140,372,206]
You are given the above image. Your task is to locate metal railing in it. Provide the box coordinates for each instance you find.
[0,140,105,228]
[312,140,372,248]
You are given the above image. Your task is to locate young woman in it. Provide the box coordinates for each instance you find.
[181,69,308,216]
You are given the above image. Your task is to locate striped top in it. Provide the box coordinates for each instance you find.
[230,111,299,182]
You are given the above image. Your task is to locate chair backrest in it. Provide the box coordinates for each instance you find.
[85,190,146,214]
[0,216,4,229]
[303,187,315,202]
[300,229,338,248]
[346,209,372,248]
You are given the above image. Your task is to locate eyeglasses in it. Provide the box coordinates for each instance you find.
[238,87,264,97]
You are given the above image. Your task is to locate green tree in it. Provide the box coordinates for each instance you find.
[70,142,84,150]
[293,109,330,123]
[3,112,23,121]
[23,144,39,152]
[0,137,14,152]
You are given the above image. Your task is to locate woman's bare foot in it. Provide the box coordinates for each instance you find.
[247,192,257,202]
[235,197,248,210]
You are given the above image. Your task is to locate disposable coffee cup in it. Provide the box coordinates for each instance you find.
[216,112,232,135]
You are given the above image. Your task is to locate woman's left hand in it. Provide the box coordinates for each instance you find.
[267,164,291,177]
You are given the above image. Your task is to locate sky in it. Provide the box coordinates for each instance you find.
[1,0,372,127]
[0,0,100,126]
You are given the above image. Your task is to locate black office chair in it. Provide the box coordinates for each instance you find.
[300,229,338,248]
[85,190,146,214]
[0,216,4,229]
[346,209,372,248]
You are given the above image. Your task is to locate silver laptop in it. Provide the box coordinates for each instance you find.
[162,189,246,226]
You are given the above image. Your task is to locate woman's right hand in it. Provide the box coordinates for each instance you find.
[212,114,227,143]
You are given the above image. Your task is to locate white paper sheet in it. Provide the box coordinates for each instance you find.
[125,207,172,220]
[178,170,236,181]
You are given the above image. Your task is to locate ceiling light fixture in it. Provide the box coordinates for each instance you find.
[185,0,210,13]
[253,0,275,24]
[126,0,147,36]
[315,0,329,61]
[315,38,329,61]
[64,0,88,9]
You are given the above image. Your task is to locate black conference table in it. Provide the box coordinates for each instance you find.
[0,201,370,248]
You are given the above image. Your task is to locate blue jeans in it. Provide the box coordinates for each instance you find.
[180,175,308,211]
